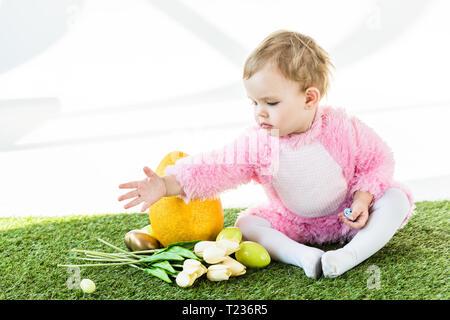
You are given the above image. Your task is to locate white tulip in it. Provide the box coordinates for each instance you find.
[183,259,207,277]
[203,245,227,264]
[216,239,240,255]
[176,271,197,288]
[206,264,232,281]
[193,241,217,258]
[198,264,208,277]
[221,256,246,276]
[183,258,201,269]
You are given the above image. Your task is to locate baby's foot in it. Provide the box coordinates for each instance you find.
[321,248,357,278]
[292,246,324,279]
[302,247,325,279]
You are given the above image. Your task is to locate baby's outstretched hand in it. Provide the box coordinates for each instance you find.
[118,167,167,212]
[338,201,370,229]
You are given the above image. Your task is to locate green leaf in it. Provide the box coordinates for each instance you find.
[168,271,181,278]
[143,267,172,283]
[165,246,200,260]
[152,248,168,254]
[139,252,184,264]
[151,260,176,274]
[167,240,201,250]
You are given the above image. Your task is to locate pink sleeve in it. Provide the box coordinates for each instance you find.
[349,116,395,205]
[163,129,258,204]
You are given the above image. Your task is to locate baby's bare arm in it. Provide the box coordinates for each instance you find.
[162,175,186,197]
[118,167,185,212]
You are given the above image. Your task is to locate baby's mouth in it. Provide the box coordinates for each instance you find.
[260,123,273,129]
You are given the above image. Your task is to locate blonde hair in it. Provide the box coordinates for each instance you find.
[243,30,334,99]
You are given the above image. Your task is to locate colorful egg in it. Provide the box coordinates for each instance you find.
[216,227,242,243]
[235,241,271,268]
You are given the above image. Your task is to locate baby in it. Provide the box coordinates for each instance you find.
[118,30,415,279]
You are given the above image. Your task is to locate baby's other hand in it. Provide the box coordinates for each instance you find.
[338,201,370,229]
[118,167,167,212]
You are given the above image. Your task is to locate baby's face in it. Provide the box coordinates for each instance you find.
[244,62,316,137]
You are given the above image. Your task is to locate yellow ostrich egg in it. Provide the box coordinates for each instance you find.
[149,151,224,247]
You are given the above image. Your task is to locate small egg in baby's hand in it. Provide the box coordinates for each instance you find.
[80,278,96,293]
[344,208,356,222]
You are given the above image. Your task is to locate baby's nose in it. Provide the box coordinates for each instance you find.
[257,109,268,117]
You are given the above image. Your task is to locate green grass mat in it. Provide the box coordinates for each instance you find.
[1,201,448,300]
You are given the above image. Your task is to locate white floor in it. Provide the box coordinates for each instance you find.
[1,0,449,217]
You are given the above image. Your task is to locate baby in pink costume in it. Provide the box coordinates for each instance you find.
[164,30,415,279]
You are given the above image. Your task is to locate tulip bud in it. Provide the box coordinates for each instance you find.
[176,271,197,288]
[198,263,208,277]
[175,259,210,288]
[183,258,201,269]
[221,256,246,276]
[183,259,207,277]
[203,245,227,264]
[206,264,232,281]
[193,241,217,258]
[216,239,240,256]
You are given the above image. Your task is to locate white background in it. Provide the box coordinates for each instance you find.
[0,0,449,216]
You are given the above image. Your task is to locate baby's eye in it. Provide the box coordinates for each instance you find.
[267,101,279,106]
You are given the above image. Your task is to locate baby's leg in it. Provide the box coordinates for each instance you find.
[321,188,410,277]
[235,214,324,279]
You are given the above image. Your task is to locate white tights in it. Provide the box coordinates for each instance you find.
[235,188,410,279]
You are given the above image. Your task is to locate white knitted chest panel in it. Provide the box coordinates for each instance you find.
[272,142,348,217]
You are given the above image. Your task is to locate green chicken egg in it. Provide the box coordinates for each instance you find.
[235,241,271,268]
[216,227,242,243]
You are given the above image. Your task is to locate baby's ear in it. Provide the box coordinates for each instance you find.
[305,87,320,106]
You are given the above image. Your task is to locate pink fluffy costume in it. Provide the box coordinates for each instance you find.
[164,105,415,246]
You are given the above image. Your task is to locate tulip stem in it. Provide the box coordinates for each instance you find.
[129,264,144,270]
[97,238,142,259]
[128,249,159,254]
[71,249,139,261]
[58,261,139,268]
[75,257,134,262]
